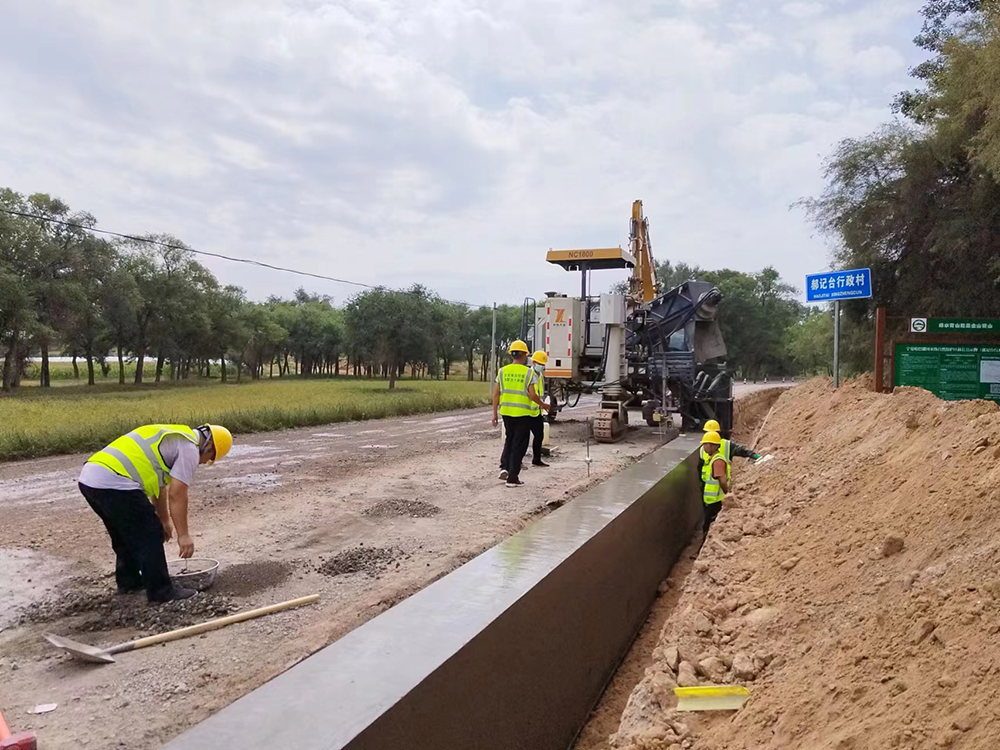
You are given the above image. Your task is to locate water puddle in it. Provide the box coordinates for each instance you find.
[0,470,79,508]
[0,548,74,628]
[217,473,283,491]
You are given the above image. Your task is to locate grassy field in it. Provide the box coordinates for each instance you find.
[0,378,490,462]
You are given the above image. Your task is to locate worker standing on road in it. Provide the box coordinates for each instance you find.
[525,350,550,468]
[493,341,552,487]
[77,424,232,603]
[701,419,760,464]
[700,431,730,543]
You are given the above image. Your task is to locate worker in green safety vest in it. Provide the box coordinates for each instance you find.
[492,340,552,487]
[78,423,233,602]
[526,350,549,467]
[700,419,760,465]
[700,431,730,544]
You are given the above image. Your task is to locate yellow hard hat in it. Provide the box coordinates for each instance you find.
[509,340,529,354]
[701,431,722,445]
[704,419,721,433]
[532,350,548,365]
[203,424,232,463]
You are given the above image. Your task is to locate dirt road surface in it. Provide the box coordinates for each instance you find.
[0,396,670,750]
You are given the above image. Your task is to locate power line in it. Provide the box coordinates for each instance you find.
[0,207,492,309]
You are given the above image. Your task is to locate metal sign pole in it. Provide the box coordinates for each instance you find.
[833,300,841,389]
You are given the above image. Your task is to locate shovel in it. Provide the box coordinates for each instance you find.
[45,593,319,664]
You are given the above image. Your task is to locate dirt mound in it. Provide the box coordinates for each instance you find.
[214,561,293,596]
[732,387,786,445]
[363,499,441,518]
[610,378,1000,750]
[18,577,234,633]
[317,546,405,577]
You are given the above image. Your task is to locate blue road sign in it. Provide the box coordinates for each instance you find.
[806,268,872,302]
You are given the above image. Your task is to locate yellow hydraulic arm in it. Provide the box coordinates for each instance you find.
[629,200,658,305]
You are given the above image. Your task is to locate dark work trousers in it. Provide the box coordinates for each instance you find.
[529,415,545,464]
[78,483,174,602]
[500,414,546,469]
[702,501,723,534]
[500,415,532,482]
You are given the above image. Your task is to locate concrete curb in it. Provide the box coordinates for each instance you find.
[166,436,703,750]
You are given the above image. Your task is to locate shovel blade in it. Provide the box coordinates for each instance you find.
[674,685,750,712]
[44,633,116,664]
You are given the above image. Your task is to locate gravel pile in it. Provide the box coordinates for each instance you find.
[317,546,404,577]
[214,561,293,597]
[362,499,441,518]
[18,577,233,633]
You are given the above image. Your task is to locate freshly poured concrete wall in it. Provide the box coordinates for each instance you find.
[166,436,703,750]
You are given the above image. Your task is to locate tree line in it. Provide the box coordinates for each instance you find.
[803,0,1000,375]
[0,189,533,391]
[0,185,835,394]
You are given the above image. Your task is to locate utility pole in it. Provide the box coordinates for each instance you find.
[488,303,497,383]
[833,300,841,389]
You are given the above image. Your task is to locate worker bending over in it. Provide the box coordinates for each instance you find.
[701,419,760,464]
[78,424,232,603]
[492,340,552,487]
[700,431,730,542]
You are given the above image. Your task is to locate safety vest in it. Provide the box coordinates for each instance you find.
[498,364,533,417]
[700,439,732,464]
[701,451,730,506]
[87,424,200,499]
[527,370,545,417]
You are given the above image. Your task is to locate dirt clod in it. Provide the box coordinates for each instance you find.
[881,534,905,558]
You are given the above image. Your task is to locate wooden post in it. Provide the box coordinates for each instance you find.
[874,306,886,393]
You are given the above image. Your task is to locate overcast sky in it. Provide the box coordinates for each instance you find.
[1,0,926,307]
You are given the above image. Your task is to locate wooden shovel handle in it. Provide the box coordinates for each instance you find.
[109,594,320,654]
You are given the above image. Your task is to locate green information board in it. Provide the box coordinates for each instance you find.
[928,318,1000,333]
[894,343,1000,401]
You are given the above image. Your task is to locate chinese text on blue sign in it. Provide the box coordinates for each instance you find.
[805,268,872,303]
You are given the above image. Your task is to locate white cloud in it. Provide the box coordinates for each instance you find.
[782,2,826,19]
[0,0,924,304]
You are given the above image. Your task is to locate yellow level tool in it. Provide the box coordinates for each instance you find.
[674,685,750,712]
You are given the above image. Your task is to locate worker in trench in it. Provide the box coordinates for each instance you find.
[77,424,233,602]
[701,419,761,465]
[699,431,730,549]
[492,340,553,487]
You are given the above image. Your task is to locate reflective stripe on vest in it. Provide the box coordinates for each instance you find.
[498,364,534,417]
[701,451,730,506]
[87,424,200,498]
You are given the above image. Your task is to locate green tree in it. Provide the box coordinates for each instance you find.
[786,309,834,376]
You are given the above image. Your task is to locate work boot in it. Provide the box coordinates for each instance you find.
[116,585,144,595]
[505,479,525,488]
[153,585,198,603]
[498,470,508,480]
[532,460,550,467]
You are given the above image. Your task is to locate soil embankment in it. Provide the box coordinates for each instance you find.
[593,379,1000,749]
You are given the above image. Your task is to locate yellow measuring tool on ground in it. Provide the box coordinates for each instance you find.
[674,686,751,712]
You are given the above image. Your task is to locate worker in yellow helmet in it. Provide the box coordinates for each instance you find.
[526,350,550,467]
[492,340,552,487]
[78,424,232,602]
[700,431,730,544]
[701,419,760,464]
